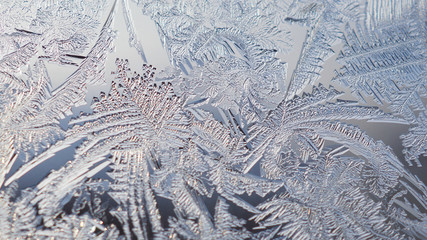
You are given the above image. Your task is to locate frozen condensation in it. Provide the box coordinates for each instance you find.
[0,0,426,239]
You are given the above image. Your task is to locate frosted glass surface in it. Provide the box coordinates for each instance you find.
[0,0,426,239]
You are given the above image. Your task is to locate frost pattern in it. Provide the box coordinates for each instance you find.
[333,0,427,166]
[0,0,426,239]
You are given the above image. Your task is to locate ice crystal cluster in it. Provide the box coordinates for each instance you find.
[0,0,426,239]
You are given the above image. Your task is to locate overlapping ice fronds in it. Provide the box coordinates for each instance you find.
[135,0,291,116]
[0,0,107,68]
[136,0,292,71]
[0,0,114,191]
[0,0,426,239]
[333,0,427,166]
[284,0,360,99]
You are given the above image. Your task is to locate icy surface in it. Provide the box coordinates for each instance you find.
[0,0,426,239]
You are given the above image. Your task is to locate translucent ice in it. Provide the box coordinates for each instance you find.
[0,0,426,239]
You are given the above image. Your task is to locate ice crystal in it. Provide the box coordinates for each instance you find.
[0,0,426,239]
[333,0,427,166]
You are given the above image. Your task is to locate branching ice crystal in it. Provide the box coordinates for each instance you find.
[333,0,426,166]
[0,0,426,239]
